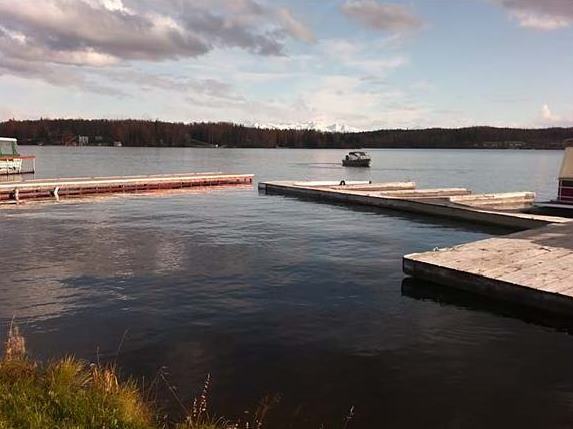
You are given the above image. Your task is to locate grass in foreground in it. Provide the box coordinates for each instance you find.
[0,323,353,429]
[0,322,155,429]
[0,323,236,429]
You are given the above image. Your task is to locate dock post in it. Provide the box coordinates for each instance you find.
[52,187,60,201]
[11,188,19,202]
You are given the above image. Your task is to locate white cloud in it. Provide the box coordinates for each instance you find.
[538,104,573,127]
[542,104,558,121]
[341,0,423,34]
[98,0,128,12]
[511,10,569,30]
[539,103,573,127]
[0,0,315,69]
[493,0,573,30]
[276,8,316,44]
[0,0,318,103]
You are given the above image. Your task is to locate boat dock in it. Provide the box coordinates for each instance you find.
[259,180,566,229]
[260,179,573,314]
[1,172,254,204]
[401,147,573,315]
[404,221,573,314]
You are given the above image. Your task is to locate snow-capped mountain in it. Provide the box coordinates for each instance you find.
[247,121,358,133]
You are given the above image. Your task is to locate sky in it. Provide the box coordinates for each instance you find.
[0,0,572,130]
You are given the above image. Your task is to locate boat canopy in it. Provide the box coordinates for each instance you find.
[559,147,573,179]
[349,151,367,156]
[0,138,18,156]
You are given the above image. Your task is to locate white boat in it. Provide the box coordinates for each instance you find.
[342,151,371,167]
[0,138,25,174]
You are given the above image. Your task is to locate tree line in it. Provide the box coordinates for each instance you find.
[1,119,572,149]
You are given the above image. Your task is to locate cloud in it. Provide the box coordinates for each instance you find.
[492,0,573,30]
[276,8,316,44]
[103,69,241,103]
[539,104,573,127]
[0,0,315,98]
[0,0,315,68]
[0,56,122,95]
[340,0,423,34]
[542,104,559,121]
[0,1,208,64]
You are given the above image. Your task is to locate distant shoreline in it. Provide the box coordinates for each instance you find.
[2,119,572,150]
[18,144,567,151]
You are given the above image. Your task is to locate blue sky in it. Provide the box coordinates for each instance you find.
[0,0,572,130]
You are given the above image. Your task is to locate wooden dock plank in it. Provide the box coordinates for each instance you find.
[484,247,572,279]
[0,173,251,189]
[0,172,226,186]
[328,182,416,191]
[450,192,536,210]
[376,188,472,198]
[404,222,573,314]
[0,173,254,204]
[409,234,571,280]
[260,181,570,229]
[496,254,573,289]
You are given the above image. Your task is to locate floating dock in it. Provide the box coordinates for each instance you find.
[259,181,566,229]
[260,179,573,314]
[404,221,573,314]
[0,172,254,204]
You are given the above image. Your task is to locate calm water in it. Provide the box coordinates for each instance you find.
[1,147,571,428]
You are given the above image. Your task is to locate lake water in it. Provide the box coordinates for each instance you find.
[1,147,572,428]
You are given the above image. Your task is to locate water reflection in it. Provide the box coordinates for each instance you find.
[401,277,573,334]
[0,173,29,183]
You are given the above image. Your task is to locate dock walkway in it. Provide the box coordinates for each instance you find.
[404,222,573,314]
[259,181,567,229]
[1,172,254,204]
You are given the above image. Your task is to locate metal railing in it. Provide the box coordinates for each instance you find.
[0,156,36,175]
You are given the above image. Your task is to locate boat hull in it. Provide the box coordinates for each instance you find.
[0,158,23,174]
[342,159,371,167]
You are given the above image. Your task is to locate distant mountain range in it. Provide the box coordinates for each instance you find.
[249,121,358,133]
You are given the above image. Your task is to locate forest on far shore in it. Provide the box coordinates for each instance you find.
[1,119,573,149]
